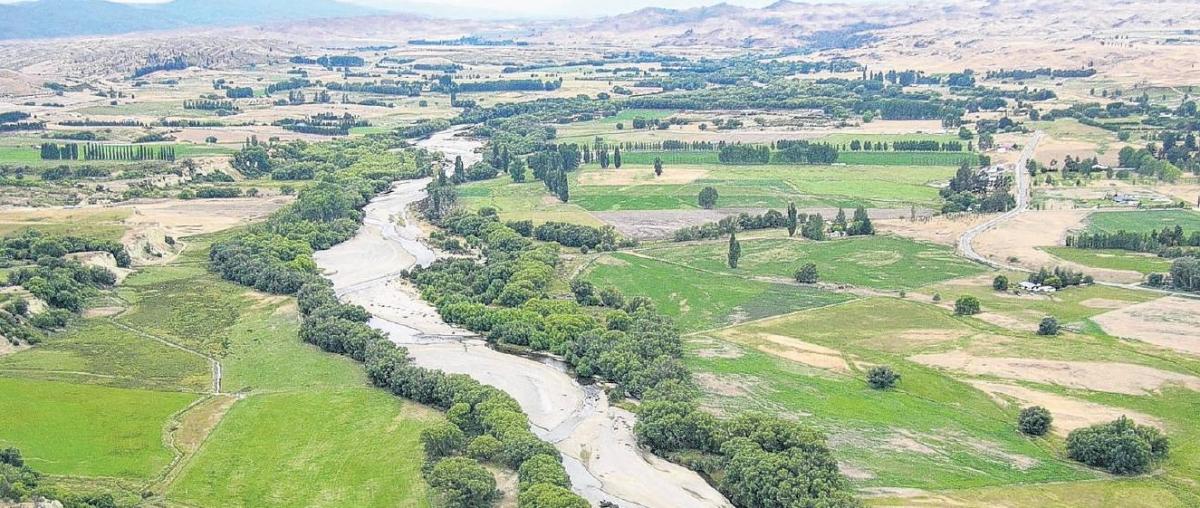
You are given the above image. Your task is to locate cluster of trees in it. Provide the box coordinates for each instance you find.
[316,55,365,68]
[397,119,451,139]
[718,145,772,164]
[437,79,562,94]
[672,209,790,242]
[275,113,368,136]
[1169,257,1200,292]
[532,222,620,251]
[131,55,187,78]
[0,448,116,508]
[0,111,43,132]
[224,87,254,99]
[38,165,109,181]
[60,119,144,127]
[1066,417,1168,475]
[326,80,423,96]
[266,78,311,94]
[1066,226,1199,258]
[38,143,177,162]
[772,140,839,164]
[1028,266,1093,289]
[1116,146,1185,182]
[941,161,1014,214]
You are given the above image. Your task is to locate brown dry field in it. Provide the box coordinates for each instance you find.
[972,209,1145,283]
[1092,296,1200,357]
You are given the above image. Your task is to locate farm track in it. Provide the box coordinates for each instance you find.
[110,320,222,394]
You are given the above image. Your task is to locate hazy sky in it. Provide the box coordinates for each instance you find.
[0,0,795,18]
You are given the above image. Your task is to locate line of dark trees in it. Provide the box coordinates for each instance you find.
[183,99,237,111]
[317,55,365,68]
[1027,266,1093,289]
[846,140,965,152]
[40,143,175,162]
[59,119,144,127]
[984,68,1097,80]
[265,78,311,94]
[224,87,254,99]
[438,78,563,93]
[325,81,423,96]
[1067,226,1200,258]
[275,113,368,136]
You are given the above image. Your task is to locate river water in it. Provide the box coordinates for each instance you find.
[313,127,731,508]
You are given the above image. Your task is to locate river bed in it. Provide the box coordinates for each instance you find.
[313,128,731,508]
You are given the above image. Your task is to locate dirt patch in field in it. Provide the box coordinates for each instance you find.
[689,337,744,359]
[893,328,971,346]
[0,339,30,357]
[837,463,875,481]
[724,331,850,372]
[120,196,291,265]
[1093,296,1200,356]
[876,214,993,247]
[973,311,1039,331]
[174,394,239,454]
[694,372,755,397]
[911,350,1200,395]
[884,431,938,455]
[83,306,125,318]
[1079,298,1133,310]
[970,381,1163,437]
[577,166,709,186]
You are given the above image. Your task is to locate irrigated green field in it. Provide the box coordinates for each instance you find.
[569,163,956,211]
[1085,209,1200,234]
[638,233,985,290]
[582,252,851,332]
[616,150,977,167]
[1043,247,1173,275]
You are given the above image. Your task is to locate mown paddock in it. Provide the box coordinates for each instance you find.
[1042,246,1174,274]
[1084,209,1200,234]
[636,232,986,290]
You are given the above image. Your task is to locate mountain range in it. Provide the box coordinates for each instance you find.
[0,0,380,39]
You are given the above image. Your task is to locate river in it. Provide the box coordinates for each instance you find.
[313,127,731,508]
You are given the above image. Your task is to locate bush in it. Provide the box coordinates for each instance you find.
[698,186,719,209]
[993,275,1009,291]
[867,366,899,389]
[1037,316,1059,336]
[954,295,980,315]
[1147,273,1166,287]
[1066,416,1168,475]
[518,483,590,508]
[421,421,466,459]
[794,263,819,284]
[426,457,499,508]
[1018,406,1052,436]
[517,454,570,489]
[466,435,503,462]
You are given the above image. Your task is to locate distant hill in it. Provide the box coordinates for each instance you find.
[0,0,380,40]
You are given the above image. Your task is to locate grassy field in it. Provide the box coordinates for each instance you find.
[0,142,235,166]
[0,208,131,241]
[0,235,438,505]
[1043,247,1173,274]
[582,252,851,332]
[458,177,604,226]
[552,109,676,142]
[638,233,985,290]
[75,101,217,118]
[1085,209,1200,234]
[920,274,1158,327]
[570,163,956,211]
[166,390,435,508]
[0,377,197,478]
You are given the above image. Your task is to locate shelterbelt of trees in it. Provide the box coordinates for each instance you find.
[409,175,859,506]
[209,134,592,507]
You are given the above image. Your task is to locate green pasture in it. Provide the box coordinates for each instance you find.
[1042,247,1172,275]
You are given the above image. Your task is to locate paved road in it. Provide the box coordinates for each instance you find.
[957,130,1043,269]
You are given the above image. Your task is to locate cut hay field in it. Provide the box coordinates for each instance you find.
[638,233,985,290]
[617,150,977,167]
[569,163,956,211]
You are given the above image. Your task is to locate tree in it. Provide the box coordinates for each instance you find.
[1066,416,1168,475]
[653,157,663,176]
[1018,406,1053,436]
[421,422,466,459]
[510,158,527,182]
[518,455,570,489]
[801,214,826,241]
[613,147,622,168]
[727,232,741,269]
[698,186,719,209]
[867,365,900,389]
[954,295,981,315]
[454,155,464,176]
[794,263,819,284]
[519,484,590,508]
[1037,316,1059,336]
[832,208,848,232]
[847,206,874,236]
[555,170,569,203]
[993,275,1009,291]
[786,202,798,237]
[426,457,499,508]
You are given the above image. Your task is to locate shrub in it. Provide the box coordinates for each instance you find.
[1066,416,1168,475]
[518,483,590,508]
[466,435,503,462]
[954,295,980,315]
[1018,406,1052,436]
[794,263,819,284]
[421,422,466,459]
[867,366,899,389]
[1147,273,1165,287]
[1037,316,1059,336]
[698,186,719,209]
[993,275,1009,291]
[518,454,570,489]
